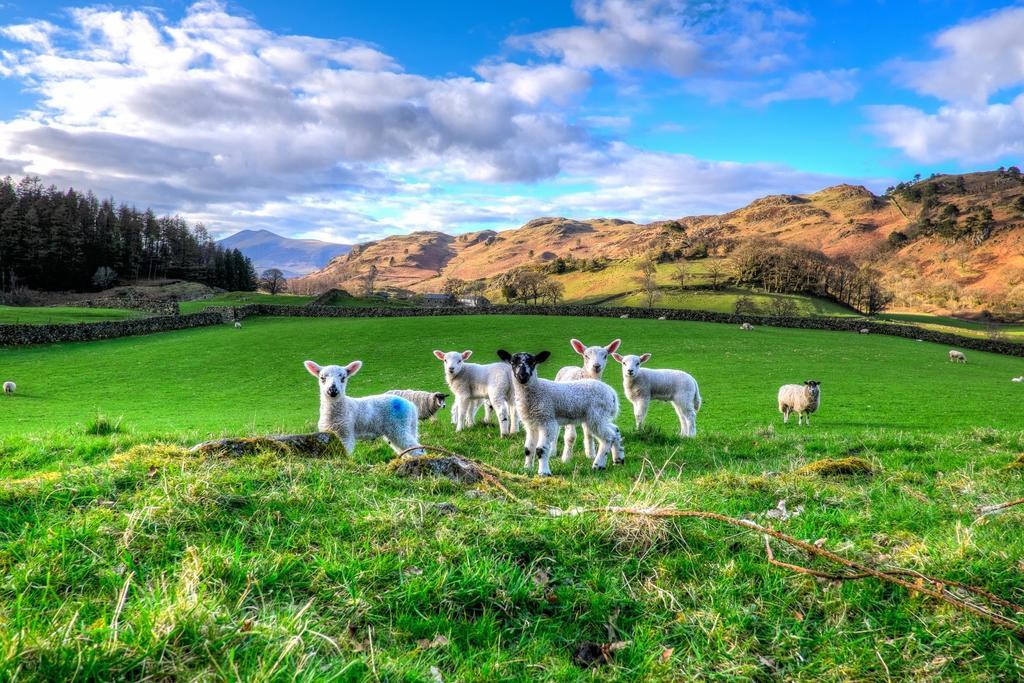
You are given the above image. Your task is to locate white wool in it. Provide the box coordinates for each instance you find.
[385,389,447,421]
[2,381,15,394]
[949,350,966,363]
[777,382,821,426]
[614,353,701,437]
[234,321,242,329]
[434,350,517,435]
[740,323,754,331]
[1011,376,1023,382]
[554,338,620,463]
[304,360,422,455]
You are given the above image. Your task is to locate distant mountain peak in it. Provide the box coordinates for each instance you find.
[217,230,350,277]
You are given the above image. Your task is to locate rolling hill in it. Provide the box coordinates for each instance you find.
[217,229,350,277]
[291,170,1024,316]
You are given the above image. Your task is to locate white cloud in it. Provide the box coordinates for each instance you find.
[473,62,591,105]
[757,69,858,105]
[509,0,808,78]
[866,96,1024,164]
[890,6,1024,104]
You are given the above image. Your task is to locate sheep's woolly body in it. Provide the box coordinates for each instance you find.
[305,361,422,455]
[949,350,966,363]
[513,375,623,475]
[777,384,821,425]
[435,351,517,435]
[2,381,14,394]
[618,357,701,437]
[553,337,620,463]
[386,389,446,421]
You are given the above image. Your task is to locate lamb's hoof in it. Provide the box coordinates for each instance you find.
[613,458,625,465]
[538,471,553,477]
[592,464,606,471]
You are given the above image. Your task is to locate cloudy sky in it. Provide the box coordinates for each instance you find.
[0,1,1022,243]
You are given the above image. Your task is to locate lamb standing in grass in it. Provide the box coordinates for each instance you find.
[555,338,620,462]
[777,381,821,425]
[304,360,423,455]
[498,349,623,475]
[433,350,517,435]
[613,353,701,436]
[385,389,448,421]
[949,350,966,363]
[2,381,14,395]
[740,323,754,331]
[234,321,242,329]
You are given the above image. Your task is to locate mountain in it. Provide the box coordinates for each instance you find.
[291,170,1024,315]
[217,229,350,277]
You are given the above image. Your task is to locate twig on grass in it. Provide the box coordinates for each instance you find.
[975,497,1024,517]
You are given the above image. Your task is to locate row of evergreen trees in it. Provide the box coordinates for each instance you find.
[0,176,256,292]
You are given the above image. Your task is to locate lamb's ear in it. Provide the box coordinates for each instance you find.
[345,360,362,376]
[606,338,621,353]
[497,349,513,364]
[461,350,473,360]
[639,353,652,363]
[304,360,321,377]
[535,351,551,364]
[570,338,586,355]
[433,350,446,361]
[611,353,624,363]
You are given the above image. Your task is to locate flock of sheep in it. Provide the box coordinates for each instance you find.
[304,336,818,476]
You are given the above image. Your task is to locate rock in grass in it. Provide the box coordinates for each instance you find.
[189,432,342,457]
[390,454,483,484]
[1006,453,1024,471]
[795,457,875,476]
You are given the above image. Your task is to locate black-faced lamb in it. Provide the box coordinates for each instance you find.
[613,352,701,436]
[433,350,517,435]
[554,338,620,462]
[777,381,821,425]
[304,360,422,455]
[497,349,623,475]
[385,390,449,421]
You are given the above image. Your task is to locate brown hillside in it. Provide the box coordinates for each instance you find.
[292,170,1024,315]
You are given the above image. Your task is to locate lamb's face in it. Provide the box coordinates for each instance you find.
[434,350,471,378]
[498,350,550,385]
[433,393,448,410]
[571,338,621,377]
[304,360,362,399]
[613,352,650,378]
[804,380,821,399]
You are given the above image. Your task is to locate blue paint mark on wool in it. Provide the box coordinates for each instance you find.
[391,397,408,416]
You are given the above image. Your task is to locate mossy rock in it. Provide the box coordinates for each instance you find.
[1005,453,1024,471]
[390,454,484,484]
[189,432,343,458]
[795,457,875,476]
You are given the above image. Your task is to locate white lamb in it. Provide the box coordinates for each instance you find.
[740,322,754,331]
[949,350,966,363]
[2,381,14,395]
[304,360,422,455]
[498,350,623,475]
[1012,376,1023,383]
[234,321,242,329]
[433,350,517,435]
[613,353,701,437]
[554,338,621,462]
[859,328,870,334]
[777,381,821,425]
[385,389,448,421]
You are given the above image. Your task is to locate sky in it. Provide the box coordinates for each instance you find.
[0,1,1022,244]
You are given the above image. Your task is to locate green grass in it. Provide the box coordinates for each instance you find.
[606,288,855,316]
[0,305,143,324]
[179,291,315,313]
[1,315,1023,680]
[879,312,1024,341]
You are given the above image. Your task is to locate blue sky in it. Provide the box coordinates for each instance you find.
[0,1,1022,242]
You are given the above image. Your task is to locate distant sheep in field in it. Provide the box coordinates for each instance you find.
[613,352,701,437]
[555,338,620,462]
[949,350,966,363]
[740,322,754,331]
[434,350,517,435]
[234,321,242,329]
[620,314,630,319]
[859,328,870,334]
[498,349,623,475]
[386,389,448,421]
[1012,376,1023,382]
[2,381,14,395]
[778,381,821,425]
[304,360,422,455]
[657,315,666,320]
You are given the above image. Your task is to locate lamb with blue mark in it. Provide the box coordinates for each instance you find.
[304,359,423,455]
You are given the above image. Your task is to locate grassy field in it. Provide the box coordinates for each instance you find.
[0,305,143,325]
[0,316,1022,680]
[880,312,1024,341]
[179,292,316,313]
[605,288,854,316]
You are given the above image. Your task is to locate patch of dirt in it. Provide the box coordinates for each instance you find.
[795,457,875,476]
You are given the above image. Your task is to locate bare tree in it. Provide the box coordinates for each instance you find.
[671,260,687,291]
[360,264,378,297]
[259,268,288,295]
[707,261,725,290]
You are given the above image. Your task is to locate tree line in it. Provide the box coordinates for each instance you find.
[0,175,257,292]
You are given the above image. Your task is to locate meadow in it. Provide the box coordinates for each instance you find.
[0,305,143,325]
[0,315,1022,680]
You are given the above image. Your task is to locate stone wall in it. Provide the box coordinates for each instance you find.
[3,302,1022,357]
